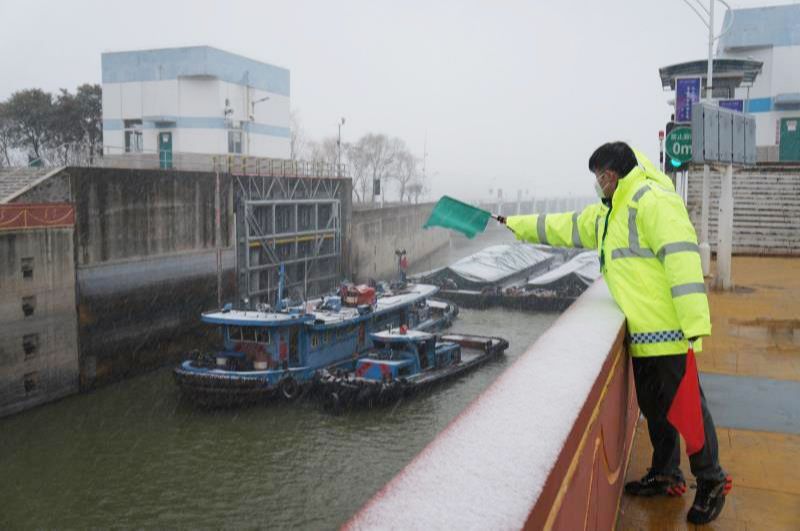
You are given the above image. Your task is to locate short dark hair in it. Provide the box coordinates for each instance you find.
[588,142,637,178]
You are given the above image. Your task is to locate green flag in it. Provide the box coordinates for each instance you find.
[423,195,492,239]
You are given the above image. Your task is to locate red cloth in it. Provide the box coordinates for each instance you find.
[400,256,408,270]
[279,339,288,360]
[666,345,706,455]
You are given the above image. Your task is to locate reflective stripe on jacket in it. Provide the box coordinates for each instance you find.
[506,159,710,357]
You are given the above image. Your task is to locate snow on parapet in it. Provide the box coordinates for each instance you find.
[346,281,625,530]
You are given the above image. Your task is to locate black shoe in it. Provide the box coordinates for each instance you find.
[687,475,733,524]
[624,468,687,497]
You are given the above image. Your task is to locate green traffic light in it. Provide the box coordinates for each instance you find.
[670,158,682,168]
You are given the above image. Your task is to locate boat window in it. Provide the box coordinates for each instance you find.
[255,329,270,344]
[311,334,319,348]
[228,326,243,342]
[242,328,258,342]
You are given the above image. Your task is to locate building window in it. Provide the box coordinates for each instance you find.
[24,372,39,394]
[23,333,39,358]
[21,257,34,279]
[22,296,36,317]
[228,130,243,154]
[124,120,143,153]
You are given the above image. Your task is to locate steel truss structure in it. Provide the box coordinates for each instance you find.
[234,174,343,306]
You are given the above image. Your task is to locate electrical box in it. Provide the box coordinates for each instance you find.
[745,116,757,164]
[732,113,746,164]
[719,111,733,162]
[691,101,756,165]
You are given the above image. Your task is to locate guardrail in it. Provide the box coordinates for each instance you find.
[97,152,347,178]
[345,281,638,530]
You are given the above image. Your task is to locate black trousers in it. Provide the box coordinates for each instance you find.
[632,354,725,481]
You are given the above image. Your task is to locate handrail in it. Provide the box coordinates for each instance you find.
[45,146,350,178]
[345,281,635,530]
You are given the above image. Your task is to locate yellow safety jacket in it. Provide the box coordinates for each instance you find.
[506,154,710,357]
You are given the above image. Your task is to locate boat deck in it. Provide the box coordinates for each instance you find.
[618,256,800,530]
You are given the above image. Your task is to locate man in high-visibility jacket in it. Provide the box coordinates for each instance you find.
[501,142,731,525]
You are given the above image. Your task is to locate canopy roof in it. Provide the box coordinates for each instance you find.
[658,58,763,91]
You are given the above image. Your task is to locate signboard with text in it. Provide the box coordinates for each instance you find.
[665,126,692,163]
[675,77,701,123]
[719,99,744,112]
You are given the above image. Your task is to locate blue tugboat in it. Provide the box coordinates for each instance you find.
[317,328,509,411]
[173,267,457,407]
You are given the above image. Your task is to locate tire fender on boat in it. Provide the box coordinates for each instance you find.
[279,376,300,400]
[325,391,342,414]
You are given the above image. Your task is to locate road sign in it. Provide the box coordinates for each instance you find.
[665,126,692,162]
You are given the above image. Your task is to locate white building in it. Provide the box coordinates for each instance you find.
[102,46,290,161]
[719,4,800,159]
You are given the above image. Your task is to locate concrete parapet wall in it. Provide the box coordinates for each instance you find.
[349,203,449,282]
[0,204,79,417]
[70,167,232,265]
[66,168,237,388]
[687,164,800,255]
[346,281,637,529]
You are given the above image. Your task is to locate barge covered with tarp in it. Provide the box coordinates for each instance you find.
[412,243,560,291]
[424,246,600,312]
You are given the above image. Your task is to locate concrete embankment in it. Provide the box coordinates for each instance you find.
[349,203,450,282]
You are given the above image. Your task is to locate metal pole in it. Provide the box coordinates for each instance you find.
[706,0,714,100]
[699,164,711,276]
[215,170,223,307]
[699,1,715,277]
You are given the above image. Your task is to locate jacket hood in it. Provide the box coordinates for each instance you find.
[632,147,675,192]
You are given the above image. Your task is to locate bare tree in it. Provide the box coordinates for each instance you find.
[357,133,397,204]
[290,109,307,161]
[347,142,370,203]
[407,172,430,204]
[308,136,338,165]
[390,141,418,203]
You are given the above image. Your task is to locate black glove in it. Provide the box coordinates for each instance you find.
[495,215,506,225]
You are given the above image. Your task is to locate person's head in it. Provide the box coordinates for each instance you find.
[587,142,638,199]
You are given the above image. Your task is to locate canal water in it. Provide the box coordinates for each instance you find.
[0,229,559,529]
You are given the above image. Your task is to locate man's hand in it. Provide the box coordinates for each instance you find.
[495,215,506,225]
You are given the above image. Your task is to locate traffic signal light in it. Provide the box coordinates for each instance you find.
[664,121,688,173]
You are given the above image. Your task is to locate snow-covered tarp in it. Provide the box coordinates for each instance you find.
[526,251,600,296]
[416,243,554,290]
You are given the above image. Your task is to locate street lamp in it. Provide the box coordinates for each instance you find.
[248,96,270,156]
[337,117,346,177]
[679,0,734,100]
[678,0,735,277]
[250,96,270,121]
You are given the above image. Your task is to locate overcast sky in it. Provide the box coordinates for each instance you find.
[0,0,793,200]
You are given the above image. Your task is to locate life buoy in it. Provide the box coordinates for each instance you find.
[279,377,300,400]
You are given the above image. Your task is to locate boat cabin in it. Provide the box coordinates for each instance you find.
[355,329,461,381]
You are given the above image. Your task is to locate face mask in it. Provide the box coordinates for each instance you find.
[594,180,606,199]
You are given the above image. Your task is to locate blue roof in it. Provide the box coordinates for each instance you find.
[719,4,800,50]
[101,46,290,96]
